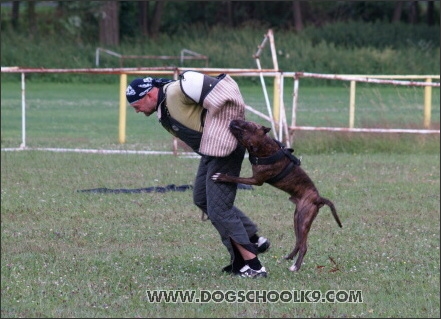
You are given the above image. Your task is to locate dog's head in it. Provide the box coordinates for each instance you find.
[229,119,276,156]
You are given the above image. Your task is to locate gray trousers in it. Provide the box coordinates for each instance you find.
[193,145,259,265]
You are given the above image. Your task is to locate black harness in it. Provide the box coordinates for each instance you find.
[248,140,301,184]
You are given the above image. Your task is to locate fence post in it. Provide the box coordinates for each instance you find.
[20,72,26,148]
[349,80,356,129]
[424,78,432,129]
[119,73,127,144]
[267,29,280,125]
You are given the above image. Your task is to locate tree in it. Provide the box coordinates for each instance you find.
[27,1,37,36]
[150,1,165,38]
[427,0,435,26]
[226,1,234,27]
[391,1,436,25]
[99,1,119,46]
[407,1,420,24]
[11,1,20,30]
[292,0,304,31]
[138,1,149,36]
[392,1,404,23]
[133,1,165,38]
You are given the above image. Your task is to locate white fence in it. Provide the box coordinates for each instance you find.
[288,72,440,133]
[95,48,209,67]
[1,66,440,154]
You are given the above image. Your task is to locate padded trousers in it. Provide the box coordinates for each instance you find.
[193,145,259,269]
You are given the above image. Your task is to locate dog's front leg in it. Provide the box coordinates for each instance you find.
[211,173,265,186]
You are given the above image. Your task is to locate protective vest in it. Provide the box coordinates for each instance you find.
[158,72,245,157]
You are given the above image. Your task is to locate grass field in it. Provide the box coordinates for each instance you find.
[1,81,440,317]
[1,81,439,152]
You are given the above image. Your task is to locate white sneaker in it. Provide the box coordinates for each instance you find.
[238,265,267,278]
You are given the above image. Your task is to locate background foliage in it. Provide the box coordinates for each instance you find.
[1,1,440,83]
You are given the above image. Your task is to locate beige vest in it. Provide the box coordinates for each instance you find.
[160,75,245,157]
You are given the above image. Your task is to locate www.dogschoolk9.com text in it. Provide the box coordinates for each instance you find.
[145,290,363,303]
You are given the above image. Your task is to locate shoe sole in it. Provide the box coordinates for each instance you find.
[239,273,267,278]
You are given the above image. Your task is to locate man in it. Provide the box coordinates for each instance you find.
[126,71,270,278]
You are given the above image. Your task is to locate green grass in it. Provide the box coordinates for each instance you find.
[1,151,439,317]
[1,81,440,317]
[1,81,439,153]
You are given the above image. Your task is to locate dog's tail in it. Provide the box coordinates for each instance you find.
[317,197,342,228]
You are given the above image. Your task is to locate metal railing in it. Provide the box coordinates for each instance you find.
[95,48,209,67]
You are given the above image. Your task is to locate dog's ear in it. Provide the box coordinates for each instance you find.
[263,126,271,134]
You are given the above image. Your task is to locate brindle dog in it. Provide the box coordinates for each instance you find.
[212,119,342,272]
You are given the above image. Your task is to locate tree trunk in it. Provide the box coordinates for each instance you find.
[292,0,303,32]
[407,1,419,24]
[138,1,149,36]
[99,1,119,46]
[226,1,234,27]
[150,1,165,38]
[27,1,37,36]
[55,1,64,17]
[392,1,403,23]
[11,1,20,30]
[426,0,435,26]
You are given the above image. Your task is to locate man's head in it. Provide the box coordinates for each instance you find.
[126,77,173,116]
[126,77,155,105]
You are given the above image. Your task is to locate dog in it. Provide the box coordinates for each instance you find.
[211,119,342,272]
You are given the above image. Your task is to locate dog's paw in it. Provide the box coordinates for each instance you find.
[211,172,224,182]
[289,264,298,272]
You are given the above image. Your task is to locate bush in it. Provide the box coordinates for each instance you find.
[1,23,439,84]
[302,21,440,50]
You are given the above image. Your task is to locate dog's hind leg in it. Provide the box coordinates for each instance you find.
[285,205,301,262]
[288,200,319,272]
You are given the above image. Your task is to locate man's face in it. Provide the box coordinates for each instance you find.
[130,88,158,116]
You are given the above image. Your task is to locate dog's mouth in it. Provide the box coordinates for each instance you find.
[229,120,243,131]
[229,122,242,131]
[228,121,244,138]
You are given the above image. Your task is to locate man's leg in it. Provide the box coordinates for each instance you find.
[193,147,269,276]
[193,154,261,259]
[202,146,265,274]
